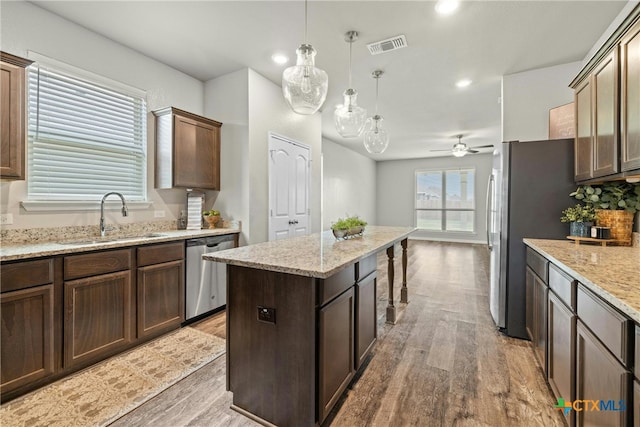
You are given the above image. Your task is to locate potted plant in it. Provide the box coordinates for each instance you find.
[202,209,221,229]
[570,182,640,244]
[331,216,368,239]
[560,204,596,237]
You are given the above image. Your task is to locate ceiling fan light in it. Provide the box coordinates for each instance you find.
[335,89,367,138]
[282,44,328,115]
[452,150,466,157]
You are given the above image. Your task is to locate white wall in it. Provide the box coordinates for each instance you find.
[0,1,204,230]
[321,139,376,230]
[502,61,581,142]
[376,154,493,243]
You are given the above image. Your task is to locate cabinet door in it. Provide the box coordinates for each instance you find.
[592,50,619,178]
[620,19,640,172]
[355,273,376,370]
[64,270,133,369]
[1,285,54,394]
[575,78,594,181]
[576,320,630,427]
[318,287,354,424]
[0,60,26,180]
[173,114,220,189]
[533,274,548,374]
[526,267,535,342]
[137,260,184,339]
[547,291,575,427]
[634,380,639,427]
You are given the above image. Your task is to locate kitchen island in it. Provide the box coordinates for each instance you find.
[204,226,414,426]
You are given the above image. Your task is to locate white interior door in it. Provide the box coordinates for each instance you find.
[268,133,311,241]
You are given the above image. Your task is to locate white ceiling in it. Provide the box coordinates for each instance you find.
[29,0,627,160]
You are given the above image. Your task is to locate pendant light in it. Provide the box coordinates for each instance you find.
[334,31,367,138]
[363,70,389,154]
[282,0,328,115]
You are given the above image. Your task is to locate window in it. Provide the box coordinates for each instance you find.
[27,58,147,202]
[415,168,475,232]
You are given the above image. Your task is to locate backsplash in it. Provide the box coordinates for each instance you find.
[0,219,239,245]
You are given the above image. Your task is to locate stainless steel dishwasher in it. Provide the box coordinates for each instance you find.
[185,234,236,321]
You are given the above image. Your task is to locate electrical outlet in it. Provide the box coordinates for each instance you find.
[0,213,13,225]
[154,210,166,218]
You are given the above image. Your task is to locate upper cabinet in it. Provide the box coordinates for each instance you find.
[153,107,222,190]
[0,52,33,180]
[620,19,640,172]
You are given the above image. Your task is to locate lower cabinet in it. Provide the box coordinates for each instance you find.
[634,380,639,427]
[318,287,354,424]
[355,272,376,370]
[526,266,548,373]
[64,270,134,369]
[547,291,576,427]
[1,285,55,394]
[576,320,630,427]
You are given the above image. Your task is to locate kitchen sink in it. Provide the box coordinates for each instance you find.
[57,233,169,245]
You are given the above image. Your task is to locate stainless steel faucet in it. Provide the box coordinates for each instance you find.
[100,192,128,237]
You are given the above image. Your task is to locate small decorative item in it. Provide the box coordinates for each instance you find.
[331,216,367,240]
[560,204,596,237]
[571,182,640,245]
[202,210,221,229]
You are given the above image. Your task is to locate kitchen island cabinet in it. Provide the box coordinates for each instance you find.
[205,226,414,427]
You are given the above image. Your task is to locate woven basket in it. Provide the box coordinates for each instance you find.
[595,210,634,246]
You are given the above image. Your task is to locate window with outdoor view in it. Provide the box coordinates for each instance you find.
[415,168,475,232]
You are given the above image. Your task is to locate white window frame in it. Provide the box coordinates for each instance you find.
[21,52,151,212]
[414,167,476,233]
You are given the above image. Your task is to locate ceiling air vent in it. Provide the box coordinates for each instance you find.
[366,35,407,55]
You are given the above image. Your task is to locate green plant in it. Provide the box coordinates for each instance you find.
[570,182,640,214]
[331,216,367,231]
[560,204,596,223]
[202,209,220,216]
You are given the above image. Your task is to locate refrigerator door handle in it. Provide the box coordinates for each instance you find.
[486,174,494,250]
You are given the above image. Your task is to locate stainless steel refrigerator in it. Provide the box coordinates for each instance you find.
[487,138,575,339]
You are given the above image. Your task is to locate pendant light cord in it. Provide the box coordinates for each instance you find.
[348,37,353,89]
[304,0,308,44]
[374,75,379,115]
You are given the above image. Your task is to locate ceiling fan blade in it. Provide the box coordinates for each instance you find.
[467,149,479,154]
[469,145,494,149]
[430,149,453,152]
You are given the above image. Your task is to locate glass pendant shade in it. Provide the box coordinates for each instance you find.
[363,114,389,154]
[334,89,367,138]
[282,44,328,115]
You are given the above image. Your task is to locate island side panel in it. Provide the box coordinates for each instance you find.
[227,265,316,427]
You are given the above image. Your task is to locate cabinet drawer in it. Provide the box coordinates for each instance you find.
[577,284,631,366]
[526,248,548,283]
[64,249,132,280]
[1,258,53,292]
[318,264,355,306]
[548,264,575,311]
[355,254,377,282]
[137,242,184,267]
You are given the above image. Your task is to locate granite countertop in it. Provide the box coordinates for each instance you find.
[204,226,416,279]
[523,238,640,324]
[0,227,240,262]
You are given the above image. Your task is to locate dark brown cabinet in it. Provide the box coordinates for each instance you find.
[63,249,134,369]
[634,380,640,427]
[620,19,640,172]
[576,320,630,427]
[575,77,594,181]
[355,272,376,370]
[547,291,575,427]
[525,266,547,373]
[137,242,185,340]
[0,52,32,180]
[153,107,222,190]
[0,259,56,397]
[318,287,354,424]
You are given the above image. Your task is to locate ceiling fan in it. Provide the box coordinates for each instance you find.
[431,135,493,157]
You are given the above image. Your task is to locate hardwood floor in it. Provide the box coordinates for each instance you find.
[112,241,564,427]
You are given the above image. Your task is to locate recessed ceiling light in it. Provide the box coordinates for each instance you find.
[456,79,472,88]
[271,53,289,65]
[435,0,460,15]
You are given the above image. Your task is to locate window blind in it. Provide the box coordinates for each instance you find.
[27,63,147,201]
